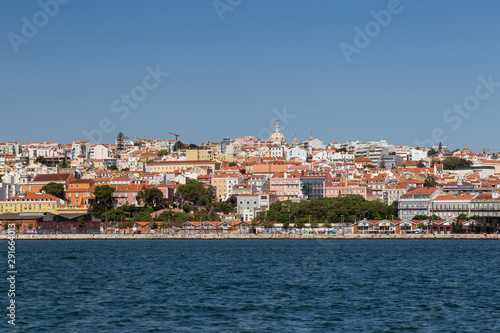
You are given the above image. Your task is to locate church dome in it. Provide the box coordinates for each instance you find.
[269,120,285,145]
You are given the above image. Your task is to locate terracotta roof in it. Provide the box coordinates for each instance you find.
[32,174,72,183]
[8,191,61,201]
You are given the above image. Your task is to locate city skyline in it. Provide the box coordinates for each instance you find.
[2,1,500,151]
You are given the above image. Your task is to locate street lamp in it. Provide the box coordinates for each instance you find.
[341,215,344,235]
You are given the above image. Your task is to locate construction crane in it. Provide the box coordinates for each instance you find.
[168,132,180,142]
[483,148,500,154]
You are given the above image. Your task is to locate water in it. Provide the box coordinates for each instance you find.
[2,240,500,332]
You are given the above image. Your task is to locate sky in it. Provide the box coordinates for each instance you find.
[1,0,500,152]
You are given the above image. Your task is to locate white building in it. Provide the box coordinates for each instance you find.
[90,145,109,160]
[286,147,307,161]
[269,145,285,158]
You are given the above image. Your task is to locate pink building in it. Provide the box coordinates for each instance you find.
[270,172,302,201]
[325,181,370,199]
[113,184,145,206]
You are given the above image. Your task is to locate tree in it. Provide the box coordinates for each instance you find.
[262,221,275,229]
[175,180,213,206]
[337,147,347,153]
[379,155,386,169]
[136,187,164,208]
[213,200,237,215]
[424,175,438,188]
[107,164,118,170]
[294,218,306,229]
[35,156,47,165]
[117,132,126,152]
[438,142,443,152]
[92,185,115,216]
[469,221,476,234]
[188,143,197,149]
[58,159,70,168]
[28,223,34,230]
[173,141,186,151]
[427,148,437,157]
[482,221,488,234]
[3,221,9,230]
[157,149,169,157]
[229,162,238,167]
[416,160,425,168]
[442,156,473,170]
[40,182,65,199]
[15,222,22,232]
[77,217,86,232]
[451,220,463,234]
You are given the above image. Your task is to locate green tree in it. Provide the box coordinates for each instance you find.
[424,175,438,188]
[470,221,476,234]
[416,160,425,168]
[3,221,9,230]
[213,196,237,214]
[442,156,473,170]
[262,221,275,229]
[35,156,47,165]
[388,200,399,218]
[136,187,164,208]
[107,164,118,170]
[58,159,70,168]
[77,217,86,232]
[294,218,306,229]
[173,141,186,151]
[413,214,439,220]
[40,182,65,199]
[438,142,443,152]
[157,149,169,157]
[229,162,238,167]
[92,185,115,216]
[117,132,126,152]
[337,147,347,153]
[175,180,213,206]
[427,148,437,157]
[456,213,468,221]
[482,221,488,233]
[15,223,22,232]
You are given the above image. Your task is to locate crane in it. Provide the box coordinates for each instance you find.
[483,148,500,154]
[168,132,180,142]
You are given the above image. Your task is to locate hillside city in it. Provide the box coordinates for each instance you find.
[1,121,499,235]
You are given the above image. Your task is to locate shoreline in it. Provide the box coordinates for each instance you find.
[1,234,499,240]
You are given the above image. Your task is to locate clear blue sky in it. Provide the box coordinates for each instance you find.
[1,0,500,151]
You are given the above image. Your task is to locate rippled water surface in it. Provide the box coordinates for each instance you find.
[2,240,500,332]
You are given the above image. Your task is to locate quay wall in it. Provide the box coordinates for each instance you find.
[1,234,500,240]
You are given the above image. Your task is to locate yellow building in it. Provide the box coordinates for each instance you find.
[217,154,236,163]
[0,192,63,214]
[0,164,13,177]
[147,160,221,173]
[211,173,243,201]
[57,203,91,215]
[186,148,218,161]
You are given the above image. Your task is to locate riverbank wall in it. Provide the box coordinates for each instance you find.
[2,233,500,240]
